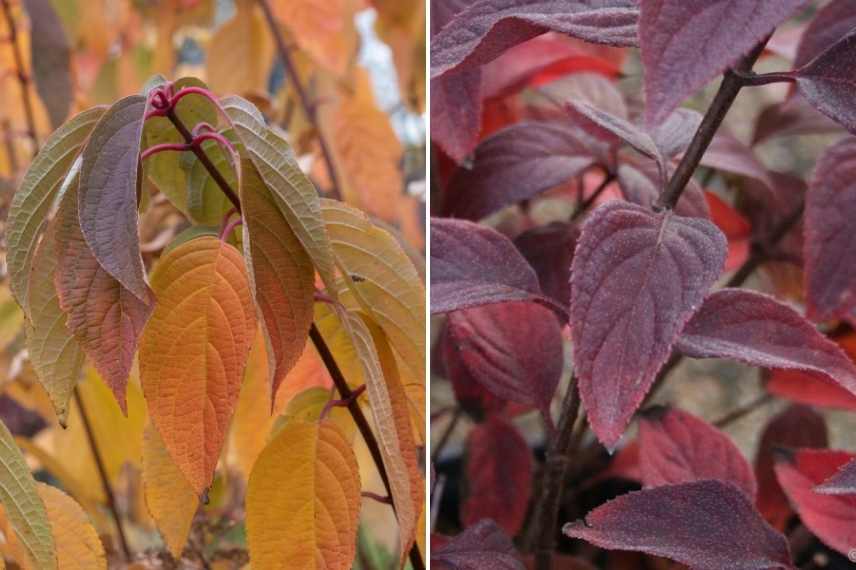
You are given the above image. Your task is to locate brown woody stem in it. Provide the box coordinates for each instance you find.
[0,0,38,156]
[255,0,343,200]
[74,388,132,561]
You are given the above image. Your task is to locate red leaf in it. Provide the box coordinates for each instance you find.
[766,369,856,411]
[462,417,533,535]
[439,323,508,416]
[775,448,856,557]
[432,519,525,570]
[705,192,751,270]
[794,0,856,69]
[442,122,605,220]
[445,301,563,421]
[796,29,856,134]
[639,0,807,126]
[571,201,726,448]
[430,218,562,316]
[431,72,483,162]
[431,0,639,79]
[513,222,577,307]
[817,458,856,495]
[564,480,793,570]
[676,289,856,399]
[638,406,756,498]
[804,136,856,321]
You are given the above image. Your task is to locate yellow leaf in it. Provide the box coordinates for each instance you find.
[140,236,257,494]
[271,386,355,442]
[230,331,274,481]
[14,438,102,513]
[247,421,361,569]
[206,1,274,96]
[271,0,358,76]
[142,423,198,559]
[36,484,106,570]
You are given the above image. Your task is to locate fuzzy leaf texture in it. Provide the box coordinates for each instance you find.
[775,449,856,557]
[246,421,361,570]
[78,95,151,302]
[462,417,532,536]
[796,29,856,135]
[638,406,756,498]
[571,201,726,449]
[432,519,525,570]
[140,236,256,494]
[639,0,807,125]
[676,289,856,397]
[817,458,856,495]
[564,480,793,569]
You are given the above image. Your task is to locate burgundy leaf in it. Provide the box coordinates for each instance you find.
[817,458,856,495]
[462,416,533,535]
[616,156,710,219]
[676,289,856,398]
[639,0,807,126]
[431,71,483,162]
[766,369,856,411]
[445,301,563,421]
[794,0,856,68]
[564,480,793,569]
[649,108,703,158]
[752,95,842,145]
[775,448,856,557]
[699,131,774,189]
[442,122,605,220]
[431,218,562,316]
[804,136,856,321]
[638,406,757,498]
[571,201,726,448]
[78,95,151,303]
[566,101,663,169]
[431,0,640,79]
[533,71,628,120]
[795,29,856,134]
[755,405,828,530]
[432,519,525,570]
[440,322,508,416]
[514,222,577,307]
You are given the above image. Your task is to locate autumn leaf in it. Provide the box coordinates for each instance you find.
[270,0,358,76]
[206,0,273,96]
[37,484,106,570]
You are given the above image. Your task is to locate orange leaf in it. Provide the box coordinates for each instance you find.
[271,0,358,76]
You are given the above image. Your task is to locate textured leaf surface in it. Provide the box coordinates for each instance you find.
[616,157,710,219]
[775,449,856,556]
[794,0,856,68]
[78,95,150,302]
[140,236,256,493]
[241,159,314,400]
[54,183,152,414]
[0,420,55,569]
[442,122,603,220]
[638,406,756,498]
[640,0,807,125]
[142,423,197,559]
[431,218,555,314]
[796,29,856,134]
[8,106,104,316]
[513,222,577,307]
[430,70,482,162]
[571,201,726,448]
[37,484,105,570]
[817,458,856,495]
[564,480,792,570]
[462,417,532,535]
[22,0,72,128]
[804,136,856,321]
[246,421,360,570]
[677,289,856,398]
[222,96,338,291]
[432,519,525,570]
[445,302,563,421]
[431,0,639,78]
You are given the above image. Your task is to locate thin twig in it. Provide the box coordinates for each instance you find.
[430,407,462,464]
[255,0,343,200]
[713,393,774,428]
[0,0,38,156]
[74,388,132,561]
[570,171,615,222]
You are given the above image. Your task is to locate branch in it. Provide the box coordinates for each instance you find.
[0,0,38,156]
[255,0,343,200]
[570,171,615,222]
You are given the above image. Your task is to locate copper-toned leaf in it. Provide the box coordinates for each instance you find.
[271,0,358,76]
[206,2,274,96]
[432,519,525,570]
[564,480,793,570]
[571,201,726,448]
[796,29,856,134]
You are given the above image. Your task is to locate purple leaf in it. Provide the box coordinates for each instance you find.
[441,122,605,220]
[431,0,639,79]
[432,519,525,570]
[804,136,856,321]
[639,0,808,126]
[445,301,563,422]
[794,0,856,68]
[616,157,710,219]
[22,0,72,129]
[795,29,856,134]
[639,406,757,498]
[698,131,774,190]
[752,95,842,145]
[564,480,793,570]
[513,222,577,307]
[571,201,726,448]
[78,95,151,303]
[817,458,856,495]
[431,71,483,162]
[676,289,856,398]
[431,218,563,316]
[650,108,703,158]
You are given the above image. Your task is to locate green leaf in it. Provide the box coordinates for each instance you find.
[0,419,56,569]
[8,106,105,317]
[186,138,238,225]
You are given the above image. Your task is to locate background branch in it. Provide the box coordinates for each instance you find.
[0,0,38,156]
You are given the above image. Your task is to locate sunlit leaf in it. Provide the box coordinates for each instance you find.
[37,484,106,570]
